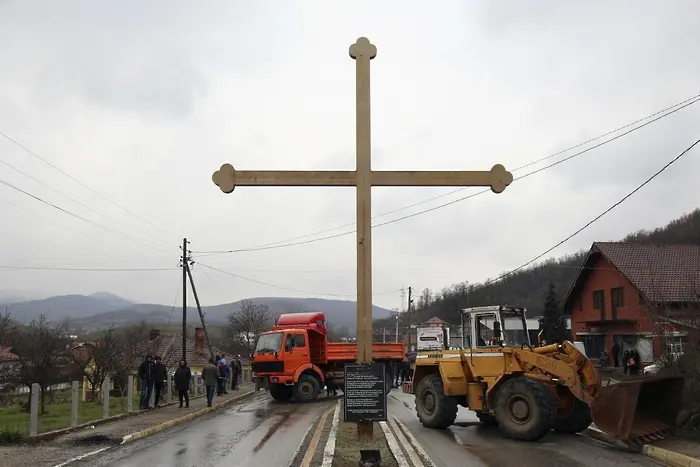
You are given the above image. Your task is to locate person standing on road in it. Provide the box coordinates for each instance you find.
[611,341,620,367]
[138,355,154,410]
[202,358,219,407]
[152,356,167,408]
[174,359,192,408]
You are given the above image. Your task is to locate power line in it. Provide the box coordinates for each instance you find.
[197,262,402,298]
[0,265,177,272]
[198,94,700,255]
[0,156,174,249]
[0,129,180,240]
[196,94,700,256]
[465,137,699,291]
[0,178,175,255]
[0,197,175,262]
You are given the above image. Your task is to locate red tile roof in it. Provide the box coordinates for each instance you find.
[423,317,448,325]
[564,242,700,309]
[0,346,19,361]
[593,242,700,302]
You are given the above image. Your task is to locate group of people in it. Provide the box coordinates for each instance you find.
[138,353,243,410]
[200,354,244,407]
[138,355,169,409]
[609,341,642,375]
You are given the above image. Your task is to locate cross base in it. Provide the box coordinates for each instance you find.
[357,420,374,440]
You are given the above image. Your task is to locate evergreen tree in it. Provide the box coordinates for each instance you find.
[540,282,569,344]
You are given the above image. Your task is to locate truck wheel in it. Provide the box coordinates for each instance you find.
[495,377,555,441]
[269,384,293,402]
[415,374,458,429]
[477,411,498,426]
[553,392,592,434]
[293,374,321,402]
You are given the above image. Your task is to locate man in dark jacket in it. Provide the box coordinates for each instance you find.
[152,356,167,407]
[202,358,219,407]
[138,355,154,409]
[174,359,192,408]
[231,355,243,390]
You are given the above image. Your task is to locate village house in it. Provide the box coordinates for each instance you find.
[0,346,21,389]
[563,242,700,364]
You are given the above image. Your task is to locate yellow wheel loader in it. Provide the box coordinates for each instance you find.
[403,306,685,444]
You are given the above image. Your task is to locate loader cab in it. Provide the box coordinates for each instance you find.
[460,305,531,349]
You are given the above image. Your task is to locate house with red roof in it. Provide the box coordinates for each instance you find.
[563,242,700,364]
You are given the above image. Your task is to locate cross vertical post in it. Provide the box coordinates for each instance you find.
[349,36,378,440]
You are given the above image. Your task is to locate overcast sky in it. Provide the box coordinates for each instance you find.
[0,1,698,311]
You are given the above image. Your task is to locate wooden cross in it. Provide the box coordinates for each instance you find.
[212,36,513,431]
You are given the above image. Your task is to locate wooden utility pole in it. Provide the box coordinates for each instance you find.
[211,36,514,439]
[181,237,189,361]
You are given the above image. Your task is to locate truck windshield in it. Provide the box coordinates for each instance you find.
[255,332,283,354]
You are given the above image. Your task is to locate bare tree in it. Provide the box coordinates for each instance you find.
[11,316,72,413]
[226,300,273,356]
[71,327,120,402]
[110,323,149,410]
[0,307,16,347]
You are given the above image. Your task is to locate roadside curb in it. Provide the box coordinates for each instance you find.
[640,445,700,467]
[581,428,700,467]
[120,389,256,445]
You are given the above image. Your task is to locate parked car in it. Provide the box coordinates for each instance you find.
[643,353,682,376]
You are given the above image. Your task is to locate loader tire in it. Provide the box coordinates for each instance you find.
[553,394,592,434]
[477,411,498,426]
[495,377,556,441]
[269,384,293,402]
[415,374,458,429]
[293,374,321,402]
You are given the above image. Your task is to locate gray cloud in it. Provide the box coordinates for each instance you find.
[0,1,698,312]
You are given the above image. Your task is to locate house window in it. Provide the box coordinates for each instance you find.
[593,290,605,320]
[611,287,624,308]
[576,296,583,311]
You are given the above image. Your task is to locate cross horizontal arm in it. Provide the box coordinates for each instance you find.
[212,163,513,194]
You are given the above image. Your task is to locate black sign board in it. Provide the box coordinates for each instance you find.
[343,362,387,422]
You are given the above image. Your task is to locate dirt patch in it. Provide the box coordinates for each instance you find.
[332,421,398,467]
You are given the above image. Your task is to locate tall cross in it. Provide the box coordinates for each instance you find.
[212,33,512,396]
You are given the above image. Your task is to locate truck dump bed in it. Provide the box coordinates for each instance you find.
[327,342,405,362]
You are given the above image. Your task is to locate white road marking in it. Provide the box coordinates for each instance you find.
[392,415,438,467]
[51,447,111,467]
[379,421,410,467]
[300,408,333,467]
[387,416,424,467]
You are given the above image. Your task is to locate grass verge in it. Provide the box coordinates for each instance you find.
[332,419,398,467]
[0,394,139,437]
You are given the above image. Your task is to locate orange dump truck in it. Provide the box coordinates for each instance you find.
[252,312,406,402]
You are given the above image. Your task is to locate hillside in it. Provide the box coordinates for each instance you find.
[375,208,700,327]
[3,294,392,332]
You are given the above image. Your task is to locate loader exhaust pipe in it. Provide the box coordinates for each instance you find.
[590,376,685,445]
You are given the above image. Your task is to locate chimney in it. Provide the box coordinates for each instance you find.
[149,329,161,341]
[194,328,204,355]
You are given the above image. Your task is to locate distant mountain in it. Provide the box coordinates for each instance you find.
[2,293,392,332]
[88,292,134,309]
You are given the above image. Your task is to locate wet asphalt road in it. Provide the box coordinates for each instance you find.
[388,390,661,467]
[73,391,334,467]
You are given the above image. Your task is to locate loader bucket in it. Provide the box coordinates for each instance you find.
[590,376,685,444]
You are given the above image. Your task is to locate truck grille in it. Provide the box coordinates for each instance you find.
[252,361,284,373]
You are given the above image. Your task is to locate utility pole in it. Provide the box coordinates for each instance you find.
[185,260,215,361]
[407,286,413,351]
[180,238,190,361]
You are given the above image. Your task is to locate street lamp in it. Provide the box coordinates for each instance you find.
[395,315,399,343]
